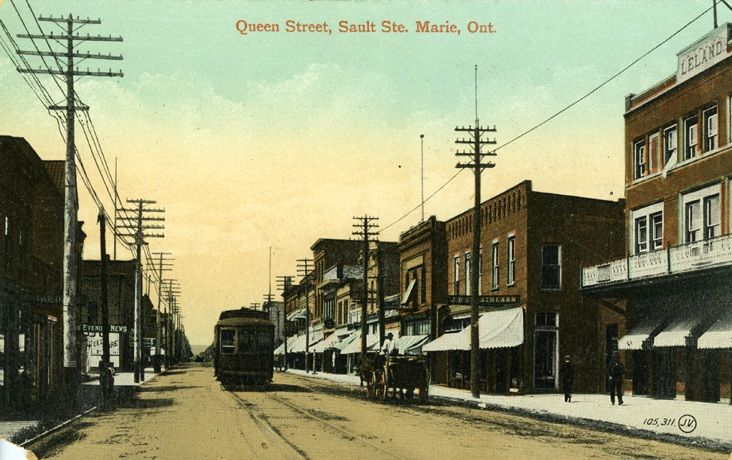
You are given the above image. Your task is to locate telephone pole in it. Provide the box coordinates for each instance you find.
[117,199,165,382]
[151,252,173,372]
[297,259,313,373]
[455,65,497,398]
[16,13,123,401]
[420,134,425,222]
[98,210,110,371]
[353,215,379,363]
[165,280,181,367]
[276,274,294,369]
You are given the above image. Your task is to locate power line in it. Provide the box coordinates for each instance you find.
[381,4,715,233]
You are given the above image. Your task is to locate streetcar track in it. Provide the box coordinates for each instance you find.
[218,383,310,459]
[225,385,406,460]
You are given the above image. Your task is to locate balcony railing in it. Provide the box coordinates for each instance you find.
[582,233,732,288]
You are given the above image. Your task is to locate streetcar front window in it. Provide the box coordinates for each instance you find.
[258,332,272,350]
[238,330,256,353]
[221,329,235,354]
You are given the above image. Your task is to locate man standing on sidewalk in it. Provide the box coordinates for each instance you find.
[560,355,574,402]
[609,357,625,405]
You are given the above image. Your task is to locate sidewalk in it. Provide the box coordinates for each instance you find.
[285,369,732,450]
[0,367,161,443]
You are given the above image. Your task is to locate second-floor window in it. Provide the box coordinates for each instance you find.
[684,115,698,160]
[491,242,499,290]
[683,185,721,244]
[453,256,460,295]
[541,244,561,290]
[650,212,663,250]
[635,217,648,253]
[464,252,471,295]
[685,201,701,243]
[4,216,11,273]
[633,140,646,179]
[703,194,720,239]
[703,106,718,152]
[507,236,516,285]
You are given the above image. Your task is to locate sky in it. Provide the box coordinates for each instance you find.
[0,0,724,346]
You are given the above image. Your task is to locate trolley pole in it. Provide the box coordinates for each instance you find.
[454,65,497,398]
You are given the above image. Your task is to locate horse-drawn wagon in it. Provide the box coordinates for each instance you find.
[366,355,429,401]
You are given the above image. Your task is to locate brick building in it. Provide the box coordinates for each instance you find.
[0,136,85,409]
[396,216,447,355]
[582,24,732,402]
[424,181,625,394]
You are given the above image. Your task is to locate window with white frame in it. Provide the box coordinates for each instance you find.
[685,201,701,243]
[633,140,646,179]
[464,252,471,295]
[630,202,663,254]
[634,217,648,253]
[648,133,660,174]
[541,244,561,289]
[491,242,499,290]
[684,115,698,160]
[682,184,721,244]
[703,106,718,152]
[703,194,720,239]
[663,125,677,165]
[650,212,663,250]
[477,250,482,294]
[453,255,460,295]
[507,236,516,285]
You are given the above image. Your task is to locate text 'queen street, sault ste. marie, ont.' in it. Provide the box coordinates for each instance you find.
[235,19,496,35]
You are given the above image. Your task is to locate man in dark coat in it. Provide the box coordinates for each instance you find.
[609,358,625,405]
[560,355,574,402]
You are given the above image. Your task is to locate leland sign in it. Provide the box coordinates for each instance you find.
[677,23,732,84]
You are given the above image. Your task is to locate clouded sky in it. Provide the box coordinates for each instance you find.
[0,0,720,345]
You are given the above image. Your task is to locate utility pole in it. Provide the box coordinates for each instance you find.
[375,242,386,347]
[267,246,272,312]
[420,134,425,222]
[165,280,180,367]
[114,158,118,260]
[98,210,110,370]
[151,252,173,372]
[16,13,123,403]
[353,216,379,363]
[276,274,294,369]
[455,65,497,399]
[297,259,313,373]
[117,199,165,383]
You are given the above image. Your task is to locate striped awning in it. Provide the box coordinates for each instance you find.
[395,335,429,354]
[698,309,732,349]
[423,307,524,351]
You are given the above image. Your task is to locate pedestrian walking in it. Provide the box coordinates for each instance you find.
[560,355,574,403]
[609,357,625,405]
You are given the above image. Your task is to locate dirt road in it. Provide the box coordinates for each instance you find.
[41,364,726,459]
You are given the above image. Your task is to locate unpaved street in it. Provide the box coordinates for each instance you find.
[40,364,726,460]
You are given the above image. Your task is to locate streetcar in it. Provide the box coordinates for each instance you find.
[213,307,274,385]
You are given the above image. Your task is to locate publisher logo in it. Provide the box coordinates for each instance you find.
[678,414,697,434]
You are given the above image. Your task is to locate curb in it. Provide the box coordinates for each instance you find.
[287,370,731,455]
